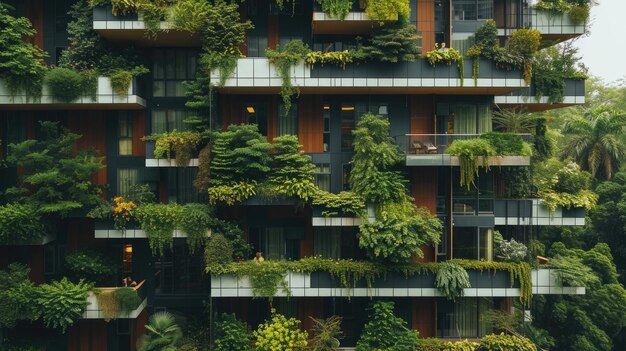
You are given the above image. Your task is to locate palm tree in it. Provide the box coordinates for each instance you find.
[138,312,183,351]
[492,107,538,133]
[560,108,626,180]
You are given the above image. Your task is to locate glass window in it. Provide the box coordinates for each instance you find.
[477,0,493,20]
[152,49,197,97]
[314,163,331,192]
[314,227,341,259]
[44,245,56,275]
[117,168,139,196]
[439,298,493,338]
[278,102,298,136]
[341,104,356,151]
[122,244,133,274]
[342,164,352,191]
[245,103,268,136]
[452,227,494,260]
[260,228,286,260]
[154,241,207,294]
[323,103,331,152]
[453,0,477,20]
[118,114,133,156]
[151,109,194,134]
[168,168,200,204]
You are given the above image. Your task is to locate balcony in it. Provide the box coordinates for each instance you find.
[210,268,584,298]
[494,199,586,226]
[311,205,375,227]
[497,9,586,43]
[0,77,146,110]
[210,58,525,95]
[145,141,199,168]
[82,283,147,319]
[92,6,199,46]
[495,78,585,111]
[311,3,392,35]
[94,220,208,239]
[395,134,531,167]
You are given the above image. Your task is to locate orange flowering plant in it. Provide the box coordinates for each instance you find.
[112,196,137,231]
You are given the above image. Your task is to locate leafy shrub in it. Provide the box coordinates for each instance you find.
[148,130,203,167]
[34,278,93,333]
[356,301,418,351]
[316,0,353,20]
[479,333,537,351]
[305,50,354,69]
[446,138,496,190]
[134,203,183,256]
[177,203,213,253]
[312,191,366,217]
[65,249,118,284]
[435,261,471,300]
[425,45,464,85]
[418,338,479,351]
[115,287,142,314]
[204,234,234,266]
[508,29,541,85]
[364,0,410,21]
[208,181,257,205]
[269,135,318,201]
[309,316,343,351]
[139,311,183,351]
[266,40,311,115]
[0,203,45,244]
[536,161,597,211]
[360,21,421,63]
[0,4,47,97]
[568,5,589,24]
[494,232,528,263]
[210,219,252,259]
[110,66,148,96]
[0,263,37,328]
[479,132,533,156]
[549,255,598,287]
[45,68,87,102]
[214,313,252,351]
[253,309,308,351]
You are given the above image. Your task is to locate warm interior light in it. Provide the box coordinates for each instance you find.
[124,245,133,253]
[341,106,355,111]
[246,106,255,114]
[323,105,330,110]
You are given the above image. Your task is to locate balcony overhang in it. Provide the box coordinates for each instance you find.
[495,78,585,112]
[94,221,211,239]
[404,155,530,167]
[497,9,586,45]
[0,77,146,110]
[494,199,586,226]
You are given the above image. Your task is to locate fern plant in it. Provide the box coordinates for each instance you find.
[34,278,93,332]
[435,261,471,301]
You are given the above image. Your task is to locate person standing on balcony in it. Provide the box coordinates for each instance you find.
[254,252,265,264]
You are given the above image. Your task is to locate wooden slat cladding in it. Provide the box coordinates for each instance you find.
[417,0,436,52]
[267,96,278,142]
[68,320,108,351]
[409,96,435,134]
[24,0,44,49]
[298,96,324,153]
[66,111,108,188]
[268,14,279,50]
[412,297,436,337]
[412,167,437,263]
[132,111,146,157]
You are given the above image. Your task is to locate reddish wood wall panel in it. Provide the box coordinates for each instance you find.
[410,95,435,134]
[66,218,101,252]
[267,96,278,142]
[300,207,313,258]
[298,96,324,153]
[417,0,435,52]
[66,112,108,191]
[68,320,108,351]
[25,0,44,49]
[412,167,437,262]
[131,309,149,351]
[222,96,245,128]
[412,297,436,338]
[133,111,146,157]
[268,15,279,50]
[299,298,325,332]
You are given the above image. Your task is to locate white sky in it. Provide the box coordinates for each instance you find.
[573,1,625,85]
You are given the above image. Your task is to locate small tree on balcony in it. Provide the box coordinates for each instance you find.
[355,301,418,351]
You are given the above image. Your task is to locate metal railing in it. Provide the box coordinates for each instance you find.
[395,134,532,155]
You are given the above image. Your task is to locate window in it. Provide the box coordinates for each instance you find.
[260,228,286,260]
[169,168,200,204]
[449,103,492,134]
[117,168,139,196]
[340,104,356,151]
[245,103,268,136]
[452,0,493,21]
[314,163,331,192]
[342,164,352,191]
[152,49,197,97]
[151,109,194,134]
[323,103,331,152]
[44,245,57,275]
[122,244,133,274]
[314,227,341,259]
[278,102,298,136]
[154,241,207,294]
[452,227,493,260]
[439,298,494,338]
[118,114,133,156]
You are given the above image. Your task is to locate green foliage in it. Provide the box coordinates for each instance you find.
[177,203,213,253]
[446,138,496,190]
[492,108,538,133]
[269,135,317,201]
[494,234,528,263]
[148,130,203,167]
[208,181,257,205]
[536,161,598,210]
[115,287,142,314]
[508,29,541,85]
[193,145,212,193]
[0,4,47,97]
[312,191,366,217]
[500,167,532,198]
[568,4,590,24]
[425,45,464,85]
[475,19,498,49]
[479,132,533,156]
[209,218,252,259]
[65,249,118,284]
[355,301,418,351]
[560,108,626,180]
[363,0,411,21]
[0,263,37,328]
[253,310,308,351]
[134,203,182,256]
[309,316,343,351]
[34,278,93,333]
[214,313,252,351]
[266,40,311,116]
[44,68,93,103]
[360,21,421,63]
[479,333,537,351]
[204,234,234,266]
[305,50,354,69]
[435,261,470,301]
[417,338,479,351]
[110,66,148,96]
[6,121,104,215]
[316,0,353,20]
[549,254,599,287]
[139,311,183,351]
[0,203,45,244]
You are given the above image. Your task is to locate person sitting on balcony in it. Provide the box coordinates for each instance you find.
[438,42,449,52]
[122,276,138,287]
[254,252,265,264]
